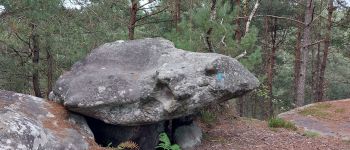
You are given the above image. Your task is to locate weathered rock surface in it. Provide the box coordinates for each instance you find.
[50,38,259,125]
[0,90,94,150]
[174,122,202,150]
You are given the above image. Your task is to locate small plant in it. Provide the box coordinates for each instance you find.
[335,108,345,113]
[106,141,139,150]
[303,131,320,138]
[268,117,297,131]
[200,110,217,125]
[156,132,181,150]
[117,141,140,150]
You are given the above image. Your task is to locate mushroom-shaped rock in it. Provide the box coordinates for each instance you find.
[50,38,259,125]
[0,90,94,150]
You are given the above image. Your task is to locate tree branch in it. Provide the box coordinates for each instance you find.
[138,0,156,9]
[136,6,168,22]
[306,39,325,47]
[135,19,173,27]
[237,15,305,25]
[245,0,260,34]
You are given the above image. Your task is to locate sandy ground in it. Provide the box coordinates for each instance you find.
[195,100,350,150]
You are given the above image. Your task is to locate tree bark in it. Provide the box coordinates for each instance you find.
[234,0,244,117]
[205,0,217,53]
[172,0,181,32]
[295,0,314,107]
[316,0,333,101]
[244,0,260,34]
[266,17,277,117]
[293,16,302,107]
[46,40,53,98]
[31,23,42,98]
[128,0,138,40]
[311,42,321,101]
[234,0,242,41]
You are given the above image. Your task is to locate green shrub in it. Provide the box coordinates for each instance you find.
[268,118,297,131]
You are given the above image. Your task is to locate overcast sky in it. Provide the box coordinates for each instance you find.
[0,0,350,13]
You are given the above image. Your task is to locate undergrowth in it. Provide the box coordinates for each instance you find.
[268,117,297,131]
[200,110,217,125]
[298,103,332,118]
[303,131,320,138]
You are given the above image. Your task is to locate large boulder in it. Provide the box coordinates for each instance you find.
[50,38,259,125]
[0,90,95,150]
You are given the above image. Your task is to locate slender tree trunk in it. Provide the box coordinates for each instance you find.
[205,0,217,52]
[293,16,302,107]
[295,0,314,107]
[46,40,53,98]
[266,17,277,117]
[128,0,138,40]
[244,0,260,34]
[311,0,323,102]
[312,42,321,101]
[31,24,42,98]
[316,0,333,101]
[172,0,181,32]
[234,0,242,41]
[234,0,244,117]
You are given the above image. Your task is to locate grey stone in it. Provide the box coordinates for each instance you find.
[0,90,92,150]
[50,38,259,125]
[174,123,202,150]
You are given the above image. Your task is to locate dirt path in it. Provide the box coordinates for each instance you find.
[279,99,350,140]
[195,100,350,150]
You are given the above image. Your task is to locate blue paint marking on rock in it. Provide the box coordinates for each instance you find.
[216,72,224,81]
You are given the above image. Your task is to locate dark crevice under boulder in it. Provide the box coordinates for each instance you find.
[85,116,165,150]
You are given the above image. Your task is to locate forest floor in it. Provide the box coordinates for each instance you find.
[195,99,350,150]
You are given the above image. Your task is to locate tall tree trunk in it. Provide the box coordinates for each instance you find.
[266,17,277,117]
[205,0,217,52]
[316,0,333,101]
[234,0,244,117]
[295,0,314,107]
[128,0,138,40]
[293,16,302,107]
[294,27,302,106]
[172,0,181,32]
[311,0,323,102]
[31,24,42,98]
[312,42,321,101]
[234,0,242,41]
[46,40,53,98]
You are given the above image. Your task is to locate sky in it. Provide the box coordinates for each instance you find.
[0,0,349,14]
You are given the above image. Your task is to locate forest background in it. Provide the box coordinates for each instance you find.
[0,0,349,119]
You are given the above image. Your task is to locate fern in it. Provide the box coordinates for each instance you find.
[156,132,181,150]
[117,141,140,150]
